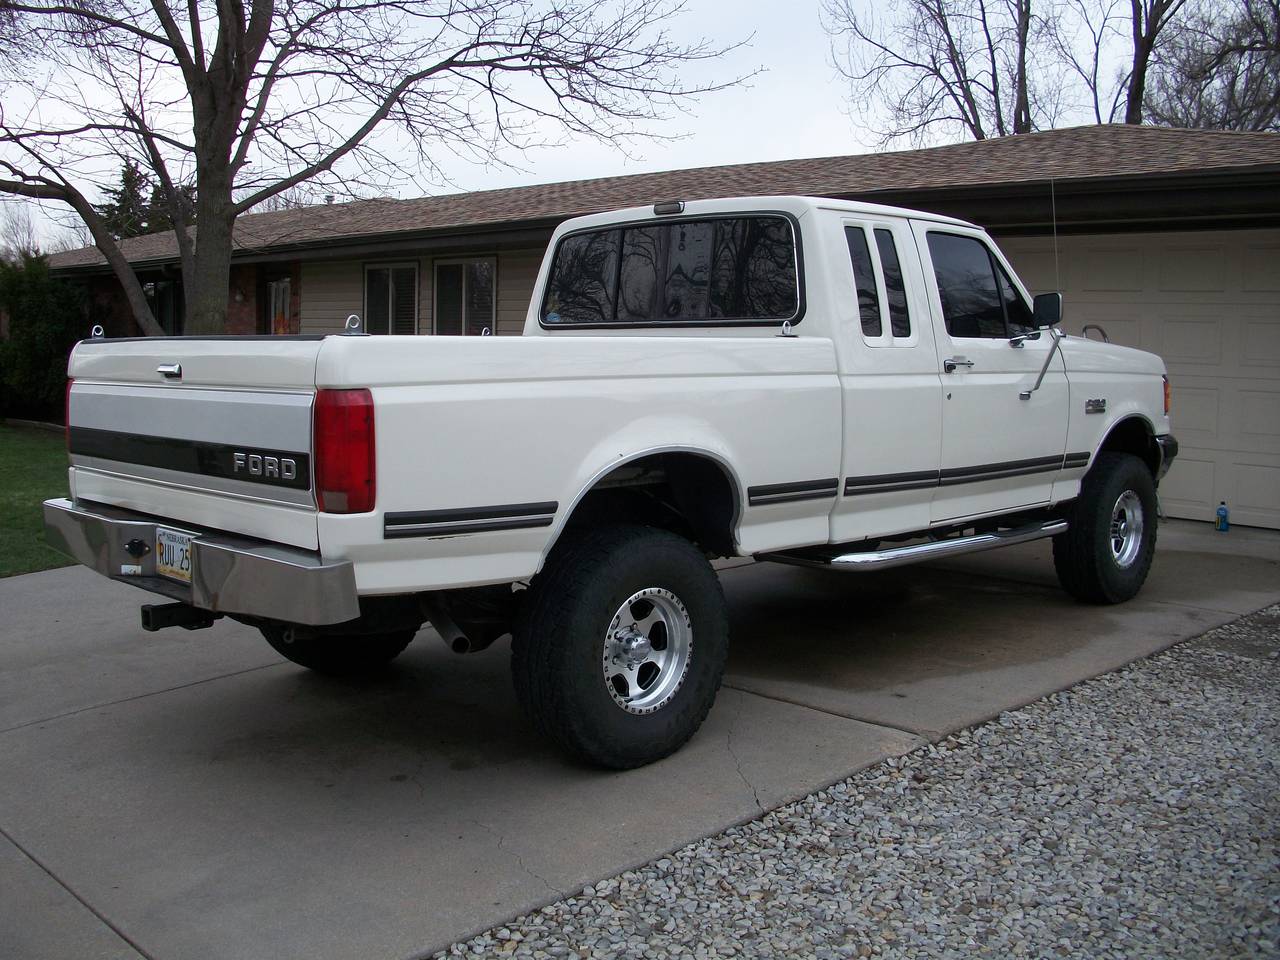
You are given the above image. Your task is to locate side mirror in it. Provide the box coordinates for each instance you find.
[1032,292,1063,327]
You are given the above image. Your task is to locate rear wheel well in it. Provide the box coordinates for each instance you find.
[1097,417,1159,478]
[557,453,739,557]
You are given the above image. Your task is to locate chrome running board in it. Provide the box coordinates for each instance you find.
[757,519,1068,572]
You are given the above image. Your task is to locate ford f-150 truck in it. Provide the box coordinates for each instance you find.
[45,196,1177,768]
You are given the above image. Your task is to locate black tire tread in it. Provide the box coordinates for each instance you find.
[1053,452,1157,604]
[512,523,728,769]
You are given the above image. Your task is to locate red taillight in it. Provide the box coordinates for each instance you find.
[1163,374,1171,416]
[314,388,376,513]
[65,378,74,451]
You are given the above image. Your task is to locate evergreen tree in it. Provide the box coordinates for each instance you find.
[94,161,152,240]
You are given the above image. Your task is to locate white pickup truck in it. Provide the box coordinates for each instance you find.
[45,196,1177,768]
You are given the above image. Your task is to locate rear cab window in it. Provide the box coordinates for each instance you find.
[541,215,800,327]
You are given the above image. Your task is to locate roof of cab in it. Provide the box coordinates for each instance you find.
[552,195,976,235]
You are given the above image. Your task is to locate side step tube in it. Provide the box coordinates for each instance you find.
[758,519,1068,572]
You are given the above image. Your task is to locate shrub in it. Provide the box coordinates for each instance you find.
[0,255,84,422]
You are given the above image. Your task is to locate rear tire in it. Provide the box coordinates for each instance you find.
[259,626,416,675]
[1053,452,1158,604]
[512,524,729,769]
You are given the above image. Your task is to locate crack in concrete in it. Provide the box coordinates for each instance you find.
[0,662,283,737]
[725,697,764,813]
[1,823,153,960]
[405,751,429,801]
[470,818,562,899]
[722,681,932,740]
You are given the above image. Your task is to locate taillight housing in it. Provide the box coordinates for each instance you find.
[65,378,74,451]
[314,388,376,513]
[1163,374,1171,416]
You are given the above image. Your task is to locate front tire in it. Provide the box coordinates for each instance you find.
[259,626,417,675]
[1053,452,1158,604]
[512,524,729,769]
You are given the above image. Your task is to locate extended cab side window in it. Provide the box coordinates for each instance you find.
[844,225,913,343]
[542,217,798,325]
[844,227,881,337]
[874,228,911,338]
[926,232,1008,338]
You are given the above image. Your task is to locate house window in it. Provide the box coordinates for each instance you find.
[364,263,418,335]
[434,258,495,335]
[266,277,291,335]
[143,279,183,335]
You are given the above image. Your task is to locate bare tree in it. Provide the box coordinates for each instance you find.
[824,0,1047,144]
[1048,0,1130,122]
[46,218,91,253]
[245,184,317,213]
[1145,0,1280,130]
[1123,0,1189,122]
[0,1,740,335]
[826,0,1196,142]
[0,202,40,262]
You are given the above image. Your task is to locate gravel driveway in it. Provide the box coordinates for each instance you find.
[440,605,1279,959]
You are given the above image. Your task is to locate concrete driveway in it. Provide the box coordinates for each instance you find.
[1,521,1277,960]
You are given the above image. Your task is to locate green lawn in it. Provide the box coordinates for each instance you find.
[0,423,73,578]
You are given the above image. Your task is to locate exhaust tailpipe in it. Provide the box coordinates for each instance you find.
[420,597,472,653]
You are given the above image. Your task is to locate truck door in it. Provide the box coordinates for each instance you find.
[830,217,943,544]
[910,220,1069,523]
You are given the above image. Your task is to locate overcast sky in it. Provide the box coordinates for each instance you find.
[12,0,887,246]
[416,0,878,195]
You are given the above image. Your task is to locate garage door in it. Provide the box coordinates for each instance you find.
[999,229,1280,529]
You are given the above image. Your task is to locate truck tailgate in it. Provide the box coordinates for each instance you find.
[66,338,324,550]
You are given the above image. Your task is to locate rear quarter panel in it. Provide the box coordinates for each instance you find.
[314,334,841,592]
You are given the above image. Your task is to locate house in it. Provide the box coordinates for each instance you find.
[48,124,1280,529]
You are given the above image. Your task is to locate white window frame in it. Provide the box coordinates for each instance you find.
[363,261,419,335]
[432,256,498,336]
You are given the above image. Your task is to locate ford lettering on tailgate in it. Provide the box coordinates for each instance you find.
[233,451,299,482]
[67,427,310,491]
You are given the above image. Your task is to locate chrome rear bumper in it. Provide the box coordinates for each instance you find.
[42,498,359,625]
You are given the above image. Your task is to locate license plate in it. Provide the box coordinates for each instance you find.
[156,527,194,584]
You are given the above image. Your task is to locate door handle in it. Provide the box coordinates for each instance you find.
[943,358,975,373]
[156,363,182,379]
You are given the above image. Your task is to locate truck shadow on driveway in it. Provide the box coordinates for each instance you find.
[724,561,1095,693]
[720,539,1262,735]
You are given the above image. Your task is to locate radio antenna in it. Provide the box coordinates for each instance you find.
[1050,177,1061,292]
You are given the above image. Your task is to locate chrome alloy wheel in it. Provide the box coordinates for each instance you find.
[1109,490,1145,569]
[602,587,693,715]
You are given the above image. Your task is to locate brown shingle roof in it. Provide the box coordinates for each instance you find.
[48,124,1280,270]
